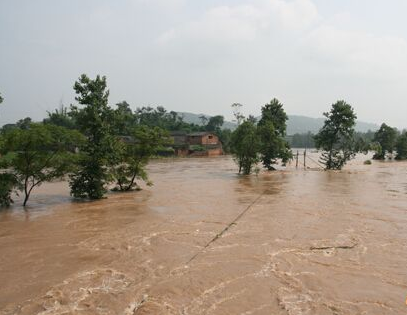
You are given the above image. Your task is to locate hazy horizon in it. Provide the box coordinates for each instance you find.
[1,0,407,128]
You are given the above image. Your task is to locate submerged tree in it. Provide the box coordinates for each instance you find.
[0,93,18,207]
[230,119,261,175]
[314,101,357,170]
[112,126,168,191]
[69,74,115,199]
[395,132,407,160]
[372,123,398,160]
[257,99,292,170]
[1,124,83,206]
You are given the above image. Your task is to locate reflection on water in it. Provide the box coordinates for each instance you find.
[1,154,407,315]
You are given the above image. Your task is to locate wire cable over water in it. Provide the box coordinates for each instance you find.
[185,190,268,265]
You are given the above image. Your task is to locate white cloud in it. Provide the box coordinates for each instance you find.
[264,0,319,30]
[157,0,319,44]
[303,25,407,79]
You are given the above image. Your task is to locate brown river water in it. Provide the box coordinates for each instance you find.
[1,154,407,315]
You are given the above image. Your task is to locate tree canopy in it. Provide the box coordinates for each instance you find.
[230,119,261,175]
[395,132,407,160]
[314,100,357,170]
[372,123,398,160]
[0,124,83,206]
[258,99,292,170]
[69,74,116,199]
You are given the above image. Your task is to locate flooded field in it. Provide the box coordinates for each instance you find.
[1,154,407,315]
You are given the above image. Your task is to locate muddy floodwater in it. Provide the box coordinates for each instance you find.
[1,154,407,314]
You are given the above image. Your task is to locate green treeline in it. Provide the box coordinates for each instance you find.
[1,77,407,207]
[0,75,233,206]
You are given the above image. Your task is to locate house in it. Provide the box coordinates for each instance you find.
[169,131,223,156]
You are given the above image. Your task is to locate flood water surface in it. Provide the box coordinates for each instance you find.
[1,155,407,314]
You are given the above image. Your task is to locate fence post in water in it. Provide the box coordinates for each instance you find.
[296,150,299,168]
[304,149,307,169]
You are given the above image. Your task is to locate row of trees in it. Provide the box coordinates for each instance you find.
[229,99,292,174]
[0,75,170,206]
[0,75,238,207]
[229,99,407,174]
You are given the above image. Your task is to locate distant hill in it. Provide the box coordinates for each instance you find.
[177,112,379,134]
[286,115,379,134]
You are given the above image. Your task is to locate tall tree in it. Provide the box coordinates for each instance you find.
[231,103,245,125]
[112,101,136,135]
[230,119,260,175]
[395,132,407,160]
[205,115,224,133]
[372,123,398,160]
[257,99,292,170]
[0,92,18,207]
[69,74,115,199]
[112,126,168,191]
[314,101,357,170]
[1,124,83,206]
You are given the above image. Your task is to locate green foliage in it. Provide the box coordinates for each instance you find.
[0,173,19,207]
[135,106,200,132]
[217,128,232,153]
[287,132,316,148]
[43,104,76,129]
[231,119,261,175]
[69,74,116,199]
[16,117,32,130]
[258,99,292,170]
[205,115,224,133]
[112,126,168,191]
[1,124,83,206]
[372,123,398,160]
[364,160,372,165]
[112,101,136,135]
[0,92,3,104]
[395,132,407,160]
[314,100,357,170]
[190,144,206,151]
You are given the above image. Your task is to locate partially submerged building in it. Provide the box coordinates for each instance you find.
[170,131,223,156]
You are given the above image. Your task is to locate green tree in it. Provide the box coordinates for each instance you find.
[0,124,83,206]
[230,119,260,175]
[217,128,232,153]
[112,126,168,191]
[372,123,398,160]
[112,101,136,135]
[43,103,76,129]
[0,173,18,207]
[205,115,224,133]
[16,117,32,130]
[257,99,292,170]
[231,103,245,125]
[395,132,407,160]
[0,93,19,207]
[314,101,357,170]
[69,74,115,199]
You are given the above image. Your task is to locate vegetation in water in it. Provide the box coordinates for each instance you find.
[230,99,291,174]
[372,123,398,160]
[0,123,83,206]
[314,101,357,170]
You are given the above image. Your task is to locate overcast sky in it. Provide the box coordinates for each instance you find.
[1,0,407,128]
